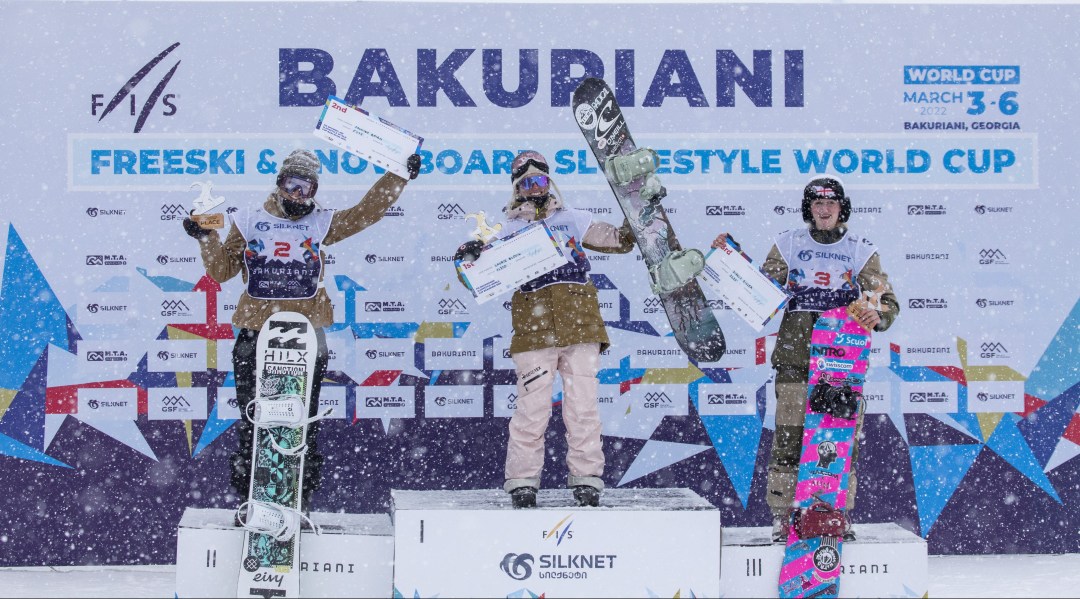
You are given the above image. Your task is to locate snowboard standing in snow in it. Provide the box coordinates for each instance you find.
[572,77,726,363]
[235,312,319,599]
[777,304,871,599]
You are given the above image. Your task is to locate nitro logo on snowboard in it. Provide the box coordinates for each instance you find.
[90,43,181,133]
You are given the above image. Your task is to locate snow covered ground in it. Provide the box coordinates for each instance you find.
[0,554,1078,598]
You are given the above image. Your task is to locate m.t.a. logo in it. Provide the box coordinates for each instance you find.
[90,43,181,133]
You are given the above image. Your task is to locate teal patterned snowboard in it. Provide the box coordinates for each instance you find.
[236,312,317,599]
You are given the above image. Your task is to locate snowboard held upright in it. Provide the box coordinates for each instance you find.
[777,305,870,598]
[236,312,319,599]
[572,77,726,363]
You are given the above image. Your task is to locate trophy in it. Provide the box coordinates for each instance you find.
[465,211,502,243]
[189,180,226,229]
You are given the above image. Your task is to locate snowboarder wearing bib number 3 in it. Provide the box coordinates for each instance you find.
[712,175,900,542]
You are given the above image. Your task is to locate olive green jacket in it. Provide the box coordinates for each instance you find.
[762,224,899,369]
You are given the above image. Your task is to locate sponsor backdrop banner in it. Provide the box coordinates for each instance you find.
[1,1,1078,568]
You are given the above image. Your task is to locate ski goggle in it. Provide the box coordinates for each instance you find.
[517,174,549,190]
[511,158,549,181]
[280,175,316,198]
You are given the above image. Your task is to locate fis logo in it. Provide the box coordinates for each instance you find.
[543,515,574,546]
[90,43,181,133]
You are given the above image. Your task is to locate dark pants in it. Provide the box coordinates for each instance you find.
[229,327,329,511]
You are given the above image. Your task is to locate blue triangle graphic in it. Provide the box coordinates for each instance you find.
[0,431,70,468]
[691,381,760,508]
[1026,296,1080,400]
[1017,381,1080,467]
[0,348,49,449]
[986,413,1062,503]
[193,402,236,457]
[0,226,77,389]
[909,443,981,536]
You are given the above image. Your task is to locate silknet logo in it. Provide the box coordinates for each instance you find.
[90,43,181,133]
[500,553,535,580]
[774,205,799,216]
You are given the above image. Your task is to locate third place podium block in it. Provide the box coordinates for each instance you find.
[391,487,721,598]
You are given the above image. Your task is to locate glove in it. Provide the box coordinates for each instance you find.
[453,240,484,263]
[407,154,422,180]
[183,214,211,239]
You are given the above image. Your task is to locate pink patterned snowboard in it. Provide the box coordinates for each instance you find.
[777,305,870,598]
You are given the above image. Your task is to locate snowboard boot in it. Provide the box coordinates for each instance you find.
[771,516,786,543]
[843,521,856,542]
[510,486,538,509]
[572,485,601,507]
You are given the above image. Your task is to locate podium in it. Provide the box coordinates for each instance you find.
[391,487,721,598]
[174,508,394,598]
[720,523,928,597]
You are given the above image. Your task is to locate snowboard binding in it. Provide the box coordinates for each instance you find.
[236,500,321,541]
[808,382,862,420]
[790,498,848,540]
[245,395,334,456]
[604,147,659,186]
[649,248,706,295]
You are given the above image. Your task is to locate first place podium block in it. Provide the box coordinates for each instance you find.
[720,523,928,597]
[391,487,721,598]
[174,507,394,598]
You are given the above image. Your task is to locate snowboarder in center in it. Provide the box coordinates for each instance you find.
[183,148,421,514]
[453,150,635,508]
[713,175,899,542]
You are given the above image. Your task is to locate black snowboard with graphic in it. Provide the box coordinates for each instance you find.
[572,77,726,363]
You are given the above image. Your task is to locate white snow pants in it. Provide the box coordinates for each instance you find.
[503,343,606,493]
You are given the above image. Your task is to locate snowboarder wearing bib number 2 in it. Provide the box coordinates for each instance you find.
[182,148,421,514]
[712,175,900,542]
[453,151,635,509]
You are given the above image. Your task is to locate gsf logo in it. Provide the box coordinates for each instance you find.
[90,43,181,133]
[437,204,466,219]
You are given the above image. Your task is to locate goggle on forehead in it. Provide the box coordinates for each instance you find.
[517,174,549,190]
[281,175,316,198]
[511,158,549,181]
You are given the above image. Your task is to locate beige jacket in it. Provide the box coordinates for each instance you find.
[194,172,409,330]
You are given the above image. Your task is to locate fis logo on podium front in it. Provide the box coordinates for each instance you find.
[543,514,574,546]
